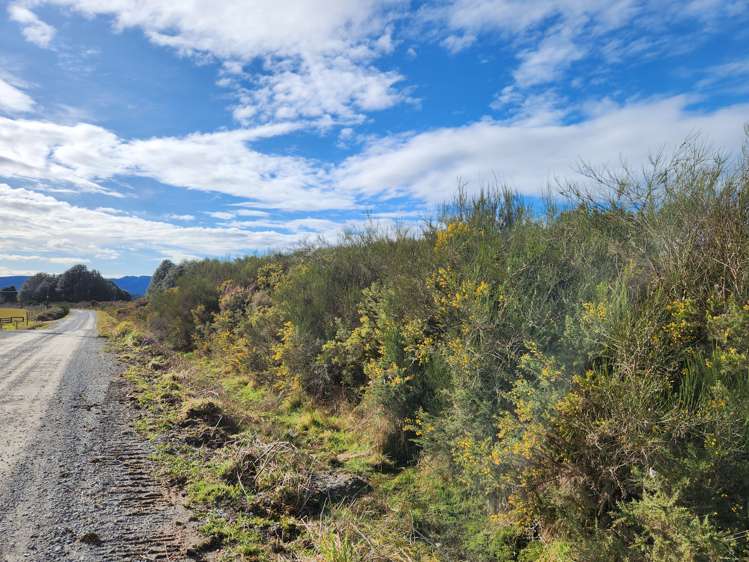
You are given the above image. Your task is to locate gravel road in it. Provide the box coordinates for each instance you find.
[0,310,194,561]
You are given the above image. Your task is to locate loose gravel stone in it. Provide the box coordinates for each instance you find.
[0,311,198,561]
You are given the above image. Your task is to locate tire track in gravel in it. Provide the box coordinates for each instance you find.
[0,310,199,561]
[0,333,59,391]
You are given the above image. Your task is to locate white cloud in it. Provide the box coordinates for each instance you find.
[0,267,36,276]
[10,0,408,125]
[681,0,748,20]
[231,55,406,125]
[0,184,331,269]
[0,253,89,264]
[8,4,56,47]
[513,30,585,88]
[165,213,195,222]
[335,97,749,202]
[220,215,418,240]
[113,128,355,210]
[437,0,639,36]
[369,209,427,219]
[697,58,749,94]
[441,34,476,54]
[0,117,352,210]
[206,209,269,220]
[0,74,34,113]
[16,0,396,59]
[0,117,119,194]
[490,88,569,126]
[433,0,743,42]
[206,211,235,220]
[702,59,749,82]
[235,209,269,218]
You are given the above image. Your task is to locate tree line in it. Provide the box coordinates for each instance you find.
[0,285,18,304]
[18,264,131,304]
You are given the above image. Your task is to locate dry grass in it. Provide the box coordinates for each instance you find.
[294,507,424,562]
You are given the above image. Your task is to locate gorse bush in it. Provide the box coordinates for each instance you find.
[146,137,749,560]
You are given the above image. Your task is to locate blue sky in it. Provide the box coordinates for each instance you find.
[1,0,748,276]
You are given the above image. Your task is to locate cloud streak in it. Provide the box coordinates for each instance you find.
[428,0,748,112]
[0,117,351,209]
[335,96,749,202]
[0,184,334,270]
[0,76,34,114]
[8,3,56,47]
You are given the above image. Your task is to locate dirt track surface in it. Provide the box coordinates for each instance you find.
[0,310,192,561]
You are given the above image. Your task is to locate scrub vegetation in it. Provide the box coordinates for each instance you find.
[103,139,749,561]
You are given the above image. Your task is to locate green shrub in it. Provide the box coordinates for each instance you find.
[141,136,749,560]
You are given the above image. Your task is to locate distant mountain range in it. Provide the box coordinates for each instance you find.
[109,276,152,297]
[0,276,31,290]
[0,275,152,297]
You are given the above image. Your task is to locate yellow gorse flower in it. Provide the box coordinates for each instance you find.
[434,221,470,250]
[582,301,607,322]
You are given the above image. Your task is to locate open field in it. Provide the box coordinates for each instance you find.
[0,305,69,331]
[0,307,29,330]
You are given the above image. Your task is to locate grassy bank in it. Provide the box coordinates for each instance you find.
[99,310,435,560]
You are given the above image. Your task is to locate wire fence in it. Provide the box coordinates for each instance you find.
[0,308,28,328]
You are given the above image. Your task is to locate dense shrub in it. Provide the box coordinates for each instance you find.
[147,259,183,296]
[35,305,69,321]
[144,137,749,560]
